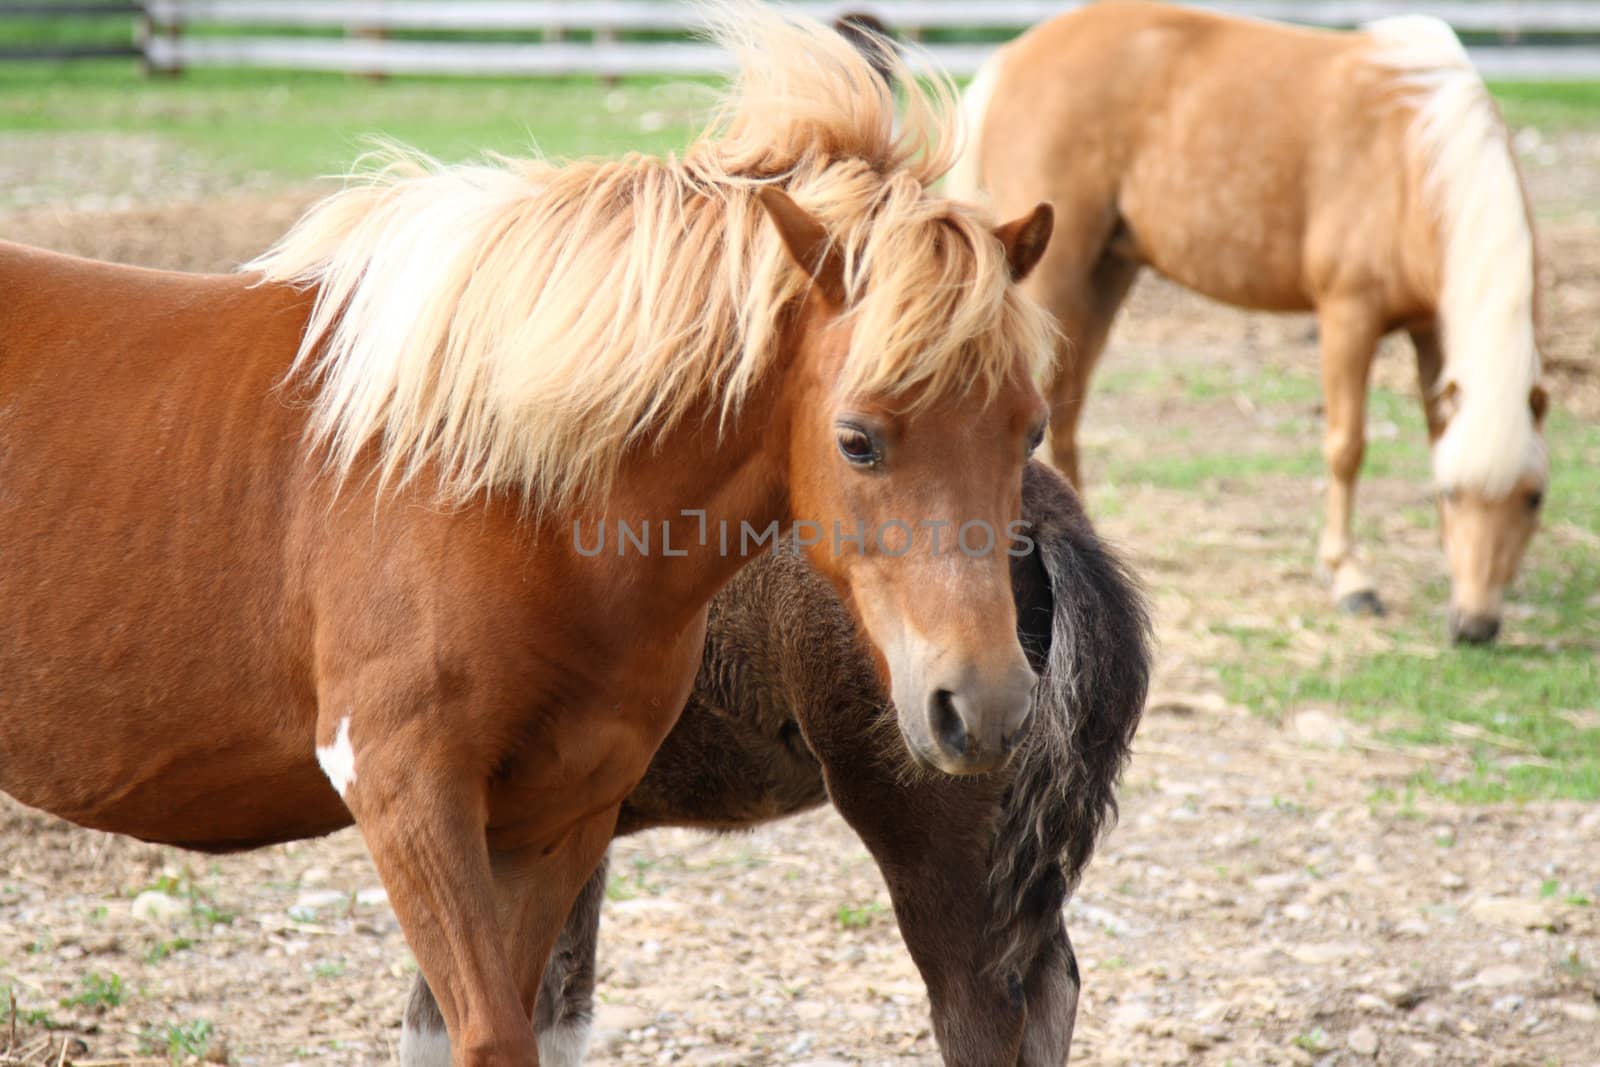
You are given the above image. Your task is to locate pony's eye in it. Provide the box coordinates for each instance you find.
[1026,422,1047,455]
[836,425,879,467]
[1527,490,1544,512]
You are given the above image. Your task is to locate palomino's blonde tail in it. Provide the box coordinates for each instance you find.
[946,47,1005,203]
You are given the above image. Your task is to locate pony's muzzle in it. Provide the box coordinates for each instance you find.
[920,660,1037,775]
[1449,609,1501,646]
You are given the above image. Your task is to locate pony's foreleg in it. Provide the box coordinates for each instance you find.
[1034,252,1138,489]
[339,714,614,1067]
[1315,301,1384,615]
[400,854,609,1067]
[1409,323,1447,438]
[339,729,538,1067]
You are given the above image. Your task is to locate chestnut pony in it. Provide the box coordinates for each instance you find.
[953,1,1549,644]
[0,8,1057,1065]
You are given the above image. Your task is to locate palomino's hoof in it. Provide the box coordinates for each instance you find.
[1337,589,1385,617]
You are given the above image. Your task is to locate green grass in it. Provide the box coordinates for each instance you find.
[0,47,1592,186]
[1099,363,1430,489]
[61,970,126,1010]
[835,900,887,930]
[130,871,236,929]
[0,61,704,180]
[0,12,133,50]
[143,936,194,963]
[1491,81,1600,130]
[139,1018,215,1064]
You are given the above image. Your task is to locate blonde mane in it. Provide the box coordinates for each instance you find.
[248,2,1054,510]
[1365,16,1544,497]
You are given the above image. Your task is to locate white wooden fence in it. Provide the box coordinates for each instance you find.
[136,1,1600,80]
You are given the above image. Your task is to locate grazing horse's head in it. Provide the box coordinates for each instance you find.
[756,185,1055,775]
[1431,380,1549,645]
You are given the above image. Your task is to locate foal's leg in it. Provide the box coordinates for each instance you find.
[1315,299,1385,615]
[809,743,1028,1063]
[1019,923,1080,1067]
[525,853,607,1066]
[401,855,609,1067]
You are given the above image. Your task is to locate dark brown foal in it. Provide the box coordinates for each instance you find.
[403,463,1150,1066]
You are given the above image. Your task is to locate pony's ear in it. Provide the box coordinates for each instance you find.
[757,187,847,308]
[1530,383,1549,426]
[995,202,1054,283]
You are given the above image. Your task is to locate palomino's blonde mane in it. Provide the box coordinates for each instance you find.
[248,3,1054,510]
[1365,16,1545,497]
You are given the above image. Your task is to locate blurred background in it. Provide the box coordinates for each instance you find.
[3,1,1600,207]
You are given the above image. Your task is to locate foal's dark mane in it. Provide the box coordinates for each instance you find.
[989,463,1150,979]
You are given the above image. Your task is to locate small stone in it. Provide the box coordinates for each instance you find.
[1288,942,1368,965]
[1178,1024,1222,1051]
[131,890,188,922]
[1347,1025,1379,1056]
[1250,872,1301,894]
[1111,1001,1154,1029]
[1469,896,1557,931]
[294,889,349,911]
[1492,994,1525,1014]
[1473,964,1533,988]
[1291,709,1347,747]
[593,1002,653,1045]
[1559,1001,1600,1023]
[1354,993,1393,1015]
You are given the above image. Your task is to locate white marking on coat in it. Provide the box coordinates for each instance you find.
[316,716,357,798]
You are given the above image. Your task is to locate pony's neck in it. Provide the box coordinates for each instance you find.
[590,371,795,616]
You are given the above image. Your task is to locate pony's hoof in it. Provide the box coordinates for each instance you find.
[1337,589,1385,617]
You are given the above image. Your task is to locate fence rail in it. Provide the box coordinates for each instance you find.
[7,1,1600,77]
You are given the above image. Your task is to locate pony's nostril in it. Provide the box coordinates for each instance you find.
[929,688,968,756]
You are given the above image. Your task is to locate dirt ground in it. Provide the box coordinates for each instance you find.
[1,146,1598,1067]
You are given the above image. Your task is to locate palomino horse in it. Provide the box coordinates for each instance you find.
[0,8,1059,1064]
[952,1,1549,644]
[400,462,1151,1067]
